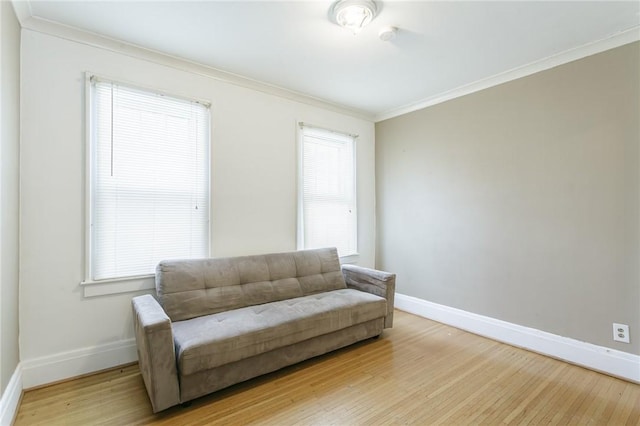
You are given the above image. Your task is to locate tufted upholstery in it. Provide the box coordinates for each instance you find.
[156,247,346,322]
[133,247,396,412]
[173,288,386,375]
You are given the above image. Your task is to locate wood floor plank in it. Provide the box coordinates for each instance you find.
[14,310,640,425]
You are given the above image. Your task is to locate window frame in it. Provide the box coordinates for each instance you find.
[297,122,359,263]
[81,73,212,297]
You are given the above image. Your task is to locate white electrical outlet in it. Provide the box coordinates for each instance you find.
[613,323,630,343]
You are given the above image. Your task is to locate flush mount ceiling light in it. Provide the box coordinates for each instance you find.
[331,0,378,34]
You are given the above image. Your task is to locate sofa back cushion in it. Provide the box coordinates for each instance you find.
[156,247,346,322]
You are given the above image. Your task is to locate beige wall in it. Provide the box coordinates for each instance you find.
[19,29,376,385]
[1,0,21,392]
[376,42,639,354]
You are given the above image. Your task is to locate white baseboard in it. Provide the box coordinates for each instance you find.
[395,293,640,384]
[0,364,22,426]
[10,295,640,400]
[21,339,138,389]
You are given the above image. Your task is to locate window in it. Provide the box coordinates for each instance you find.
[88,76,210,281]
[298,123,357,258]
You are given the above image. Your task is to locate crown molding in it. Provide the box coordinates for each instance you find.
[11,2,639,128]
[375,25,640,122]
[10,0,32,25]
[17,14,376,123]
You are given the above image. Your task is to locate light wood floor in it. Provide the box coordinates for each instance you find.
[15,310,640,425]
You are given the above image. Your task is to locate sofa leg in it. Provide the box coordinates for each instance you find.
[181,401,192,408]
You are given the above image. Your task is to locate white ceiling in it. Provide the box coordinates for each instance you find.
[20,1,640,118]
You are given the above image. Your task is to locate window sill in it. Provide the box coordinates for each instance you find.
[80,275,155,298]
[339,253,360,264]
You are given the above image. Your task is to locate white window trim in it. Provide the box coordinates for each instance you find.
[80,275,156,298]
[80,72,212,297]
[296,121,359,263]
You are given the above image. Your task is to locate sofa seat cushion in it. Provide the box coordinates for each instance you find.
[172,289,386,375]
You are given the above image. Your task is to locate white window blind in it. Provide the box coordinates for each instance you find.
[299,124,357,257]
[89,77,210,280]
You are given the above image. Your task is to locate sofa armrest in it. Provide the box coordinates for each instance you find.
[132,294,180,412]
[342,264,396,328]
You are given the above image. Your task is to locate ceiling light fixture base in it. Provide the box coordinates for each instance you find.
[331,0,378,34]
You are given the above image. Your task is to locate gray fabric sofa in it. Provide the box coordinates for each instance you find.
[131,247,396,413]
